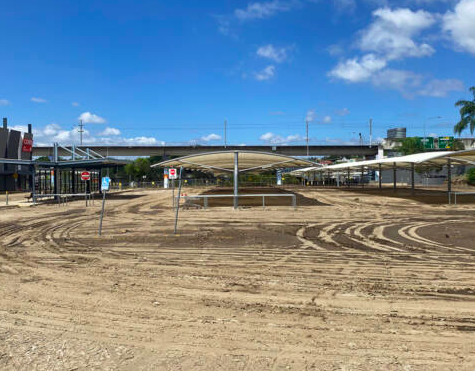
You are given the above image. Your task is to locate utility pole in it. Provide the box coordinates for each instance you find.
[78,120,84,146]
[306,119,309,157]
[369,118,373,148]
[224,119,227,148]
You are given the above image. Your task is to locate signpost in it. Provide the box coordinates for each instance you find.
[22,138,33,152]
[438,136,454,149]
[169,168,177,208]
[98,177,111,236]
[81,171,91,181]
[169,168,177,179]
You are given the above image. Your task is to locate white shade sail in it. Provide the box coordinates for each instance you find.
[152,150,317,173]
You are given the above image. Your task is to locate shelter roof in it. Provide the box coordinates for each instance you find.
[291,149,475,174]
[151,150,316,173]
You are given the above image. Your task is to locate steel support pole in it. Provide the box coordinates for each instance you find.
[361,166,364,188]
[234,152,239,209]
[393,163,397,192]
[174,167,183,234]
[447,158,452,195]
[411,163,415,194]
[347,168,350,187]
[378,163,382,190]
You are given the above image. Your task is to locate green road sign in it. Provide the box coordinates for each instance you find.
[416,137,434,149]
[438,136,454,149]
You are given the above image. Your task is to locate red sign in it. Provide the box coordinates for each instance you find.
[22,138,33,152]
[169,168,177,179]
[81,171,91,181]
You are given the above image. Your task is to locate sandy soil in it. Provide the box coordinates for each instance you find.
[1,187,475,370]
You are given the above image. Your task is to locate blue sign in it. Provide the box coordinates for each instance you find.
[101,177,111,191]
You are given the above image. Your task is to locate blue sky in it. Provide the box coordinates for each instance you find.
[1,0,474,146]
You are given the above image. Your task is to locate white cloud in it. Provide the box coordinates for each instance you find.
[0,99,10,106]
[329,54,387,82]
[71,102,80,107]
[99,127,121,136]
[201,133,222,141]
[371,69,463,97]
[30,122,166,147]
[328,6,463,98]
[323,115,332,123]
[78,111,106,124]
[255,65,276,80]
[260,132,303,144]
[305,109,317,122]
[31,97,47,103]
[235,0,295,21]
[416,78,464,97]
[336,108,350,116]
[43,123,61,136]
[443,0,475,55]
[257,44,289,63]
[333,0,356,13]
[359,7,436,60]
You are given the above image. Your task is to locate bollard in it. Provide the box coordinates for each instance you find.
[5,191,8,206]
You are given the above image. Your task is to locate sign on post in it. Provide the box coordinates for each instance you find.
[169,168,178,179]
[438,136,454,149]
[101,177,111,191]
[81,171,91,181]
[22,138,33,152]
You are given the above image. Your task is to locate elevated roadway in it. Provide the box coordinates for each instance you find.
[33,145,378,158]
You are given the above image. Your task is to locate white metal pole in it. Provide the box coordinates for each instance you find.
[234,152,239,209]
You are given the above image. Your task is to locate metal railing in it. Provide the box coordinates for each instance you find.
[448,191,475,205]
[177,193,297,209]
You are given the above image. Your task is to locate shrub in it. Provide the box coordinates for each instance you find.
[466,168,475,185]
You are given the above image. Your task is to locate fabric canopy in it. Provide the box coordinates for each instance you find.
[152,150,316,173]
[290,149,475,175]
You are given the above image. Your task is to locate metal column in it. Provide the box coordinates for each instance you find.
[447,158,452,193]
[361,166,364,188]
[233,151,238,209]
[411,163,415,194]
[378,163,382,189]
[347,168,350,187]
[393,163,397,192]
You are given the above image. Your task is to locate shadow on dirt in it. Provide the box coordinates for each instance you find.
[317,186,475,205]
[180,187,329,207]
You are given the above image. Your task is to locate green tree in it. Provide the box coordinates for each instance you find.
[134,158,151,179]
[399,137,425,155]
[466,168,475,185]
[124,158,152,180]
[454,86,475,136]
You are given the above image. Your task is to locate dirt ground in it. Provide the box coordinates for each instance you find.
[1,187,475,370]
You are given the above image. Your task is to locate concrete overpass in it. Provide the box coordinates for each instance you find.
[33,145,379,158]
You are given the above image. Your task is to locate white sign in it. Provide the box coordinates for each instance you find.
[169,168,177,179]
[101,177,111,191]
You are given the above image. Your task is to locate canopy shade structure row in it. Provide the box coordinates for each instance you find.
[291,149,475,174]
[152,150,317,209]
[290,149,475,195]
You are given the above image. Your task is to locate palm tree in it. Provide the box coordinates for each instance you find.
[454,86,475,136]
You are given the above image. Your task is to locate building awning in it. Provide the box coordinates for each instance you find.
[151,150,316,173]
[0,157,130,169]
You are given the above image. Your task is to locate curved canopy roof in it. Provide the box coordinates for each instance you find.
[151,150,316,173]
[290,149,475,175]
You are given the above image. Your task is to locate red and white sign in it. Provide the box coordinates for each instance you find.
[81,171,91,181]
[22,138,33,152]
[169,168,177,179]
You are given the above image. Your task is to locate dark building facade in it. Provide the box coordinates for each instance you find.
[0,118,33,191]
